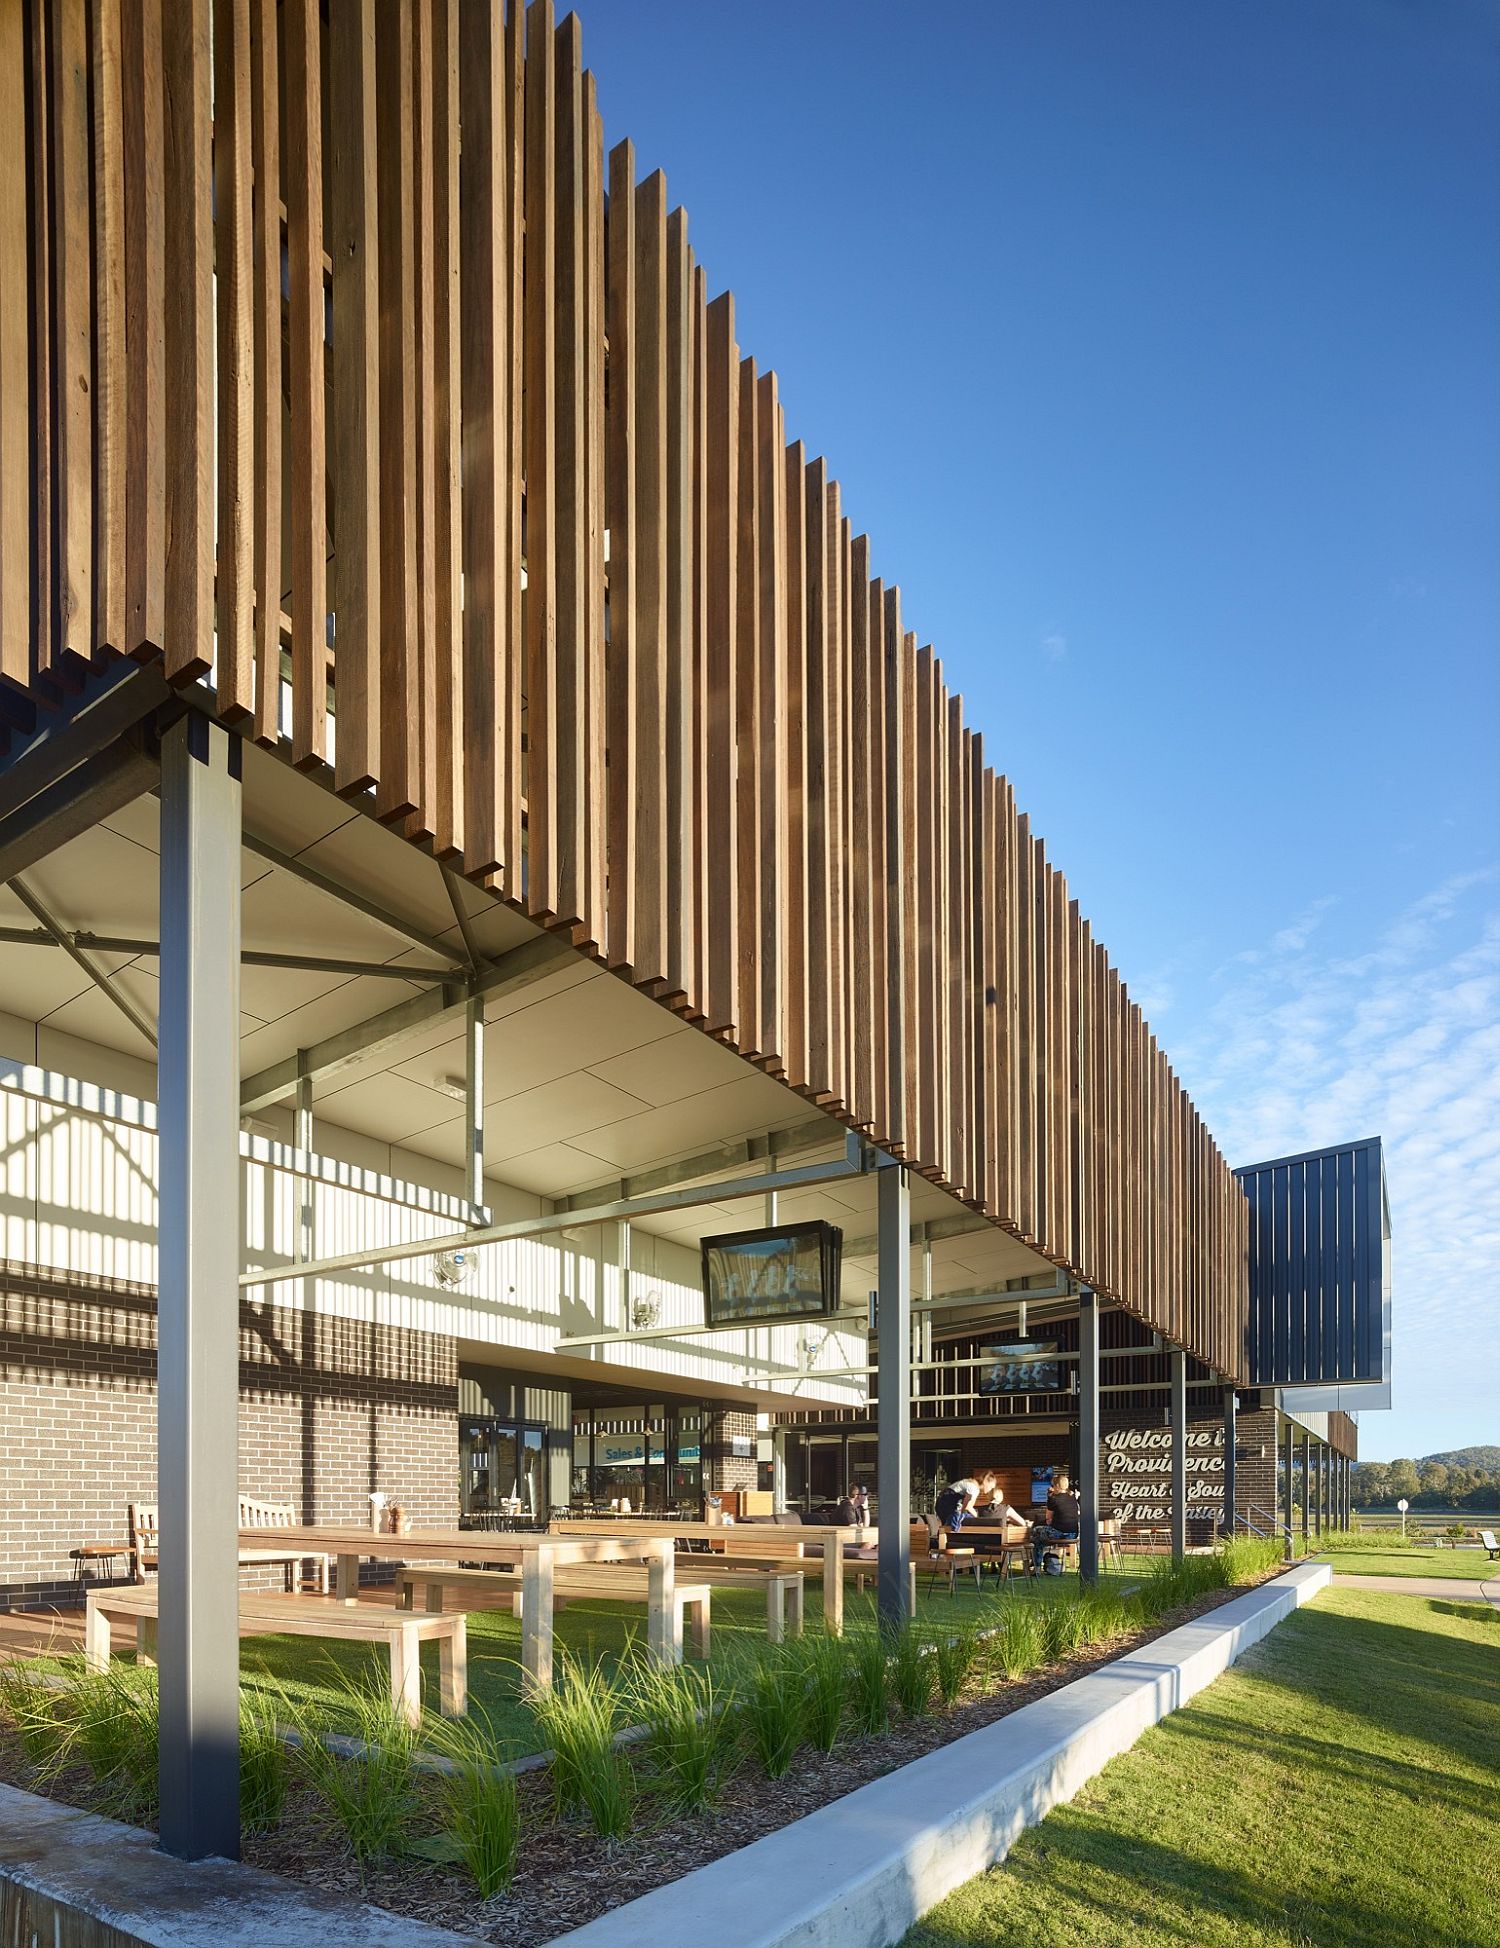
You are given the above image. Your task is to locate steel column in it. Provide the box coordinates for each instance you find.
[876,1163,911,1630]
[1077,1287,1100,1583]
[1282,1416,1295,1558]
[464,995,485,1217]
[1301,1431,1311,1542]
[1222,1385,1237,1537]
[156,718,242,1860]
[771,1427,787,1512]
[293,1075,313,1266]
[1169,1348,1187,1557]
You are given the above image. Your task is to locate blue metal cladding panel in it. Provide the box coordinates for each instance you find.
[1234,1138,1388,1387]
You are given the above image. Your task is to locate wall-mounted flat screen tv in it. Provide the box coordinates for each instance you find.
[701,1221,844,1328]
[977,1334,1063,1395]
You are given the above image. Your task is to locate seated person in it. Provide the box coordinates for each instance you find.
[1031,1472,1082,1568]
[834,1483,863,1527]
[933,1469,999,1534]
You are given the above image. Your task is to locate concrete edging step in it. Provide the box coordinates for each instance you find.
[0,1784,477,1947]
[560,1561,1333,1948]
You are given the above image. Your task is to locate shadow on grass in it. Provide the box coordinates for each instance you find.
[906,1824,1495,1948]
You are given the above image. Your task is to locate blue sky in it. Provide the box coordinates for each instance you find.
[578,1,1500,1462]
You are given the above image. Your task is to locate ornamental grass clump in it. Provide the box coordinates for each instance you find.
[292,1680,419,1869]
[737,1644,803,1779]
[421,1709,523,1898]
[994,1597,1046,1680]
[628,1657,739,1812]
[931,1619,986,1709]
[1216,1535,1284,1584]
[846,1626,891,1737]
[532,1654,634,1839]
[793,1630,848,1753]
[239,1684,290,1834]
[67,1660,161,1826]
[0,1659,73,1777]
[889,1623,933,1720]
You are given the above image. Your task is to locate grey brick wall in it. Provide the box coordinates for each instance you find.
[1,1261,459,1610]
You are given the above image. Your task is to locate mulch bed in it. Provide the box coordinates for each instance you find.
[2,1570,1286,1944]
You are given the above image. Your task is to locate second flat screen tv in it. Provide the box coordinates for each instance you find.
[701,1220,844,1328]
[977,1333,1063,1395]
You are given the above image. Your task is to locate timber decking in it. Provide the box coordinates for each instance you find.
[0,0,1248,1382]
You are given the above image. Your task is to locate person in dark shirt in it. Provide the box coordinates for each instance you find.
[1032,1471,1082,1570]
[834,1484,861,1527]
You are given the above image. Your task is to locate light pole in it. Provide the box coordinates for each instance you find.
[1397,1496,1409,1538]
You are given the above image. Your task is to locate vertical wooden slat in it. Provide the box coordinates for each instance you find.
[248,0,280,739]
[604,137,636,966]
[703,290,738,1036]
[522,0,558,916]
[802,455,832,1094]
[502,0,526,894]
[824,479,847,1105]
[90,0,126,661]
[161,0,212,682]
[0,1,31,687]
[783,441,810,1086]
[430,0,463,856]
[26,0,54,680]
[551,9,587,930]
[882,585,908,1153]
[329,0,380,794]
[866,573,889,1137]
[407,0,438,832]
[663,205,695,1000]
[756,373,788,1073]
[913,645,938,1169]
[283,0,325,752]
[848,538,874,1126]
[688,257,710,1014]
[51,0,93,669]
[212,0,252,715]
[733,355,762,1055]
[633,168,670,983]
[582,71,607,933]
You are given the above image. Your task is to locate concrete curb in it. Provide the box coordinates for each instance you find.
[0,1784,478,1947]
[560,1563,1333,1948]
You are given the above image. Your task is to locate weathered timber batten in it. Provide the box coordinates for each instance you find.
[0,0,1249,1380]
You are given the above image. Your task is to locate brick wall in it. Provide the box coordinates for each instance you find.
[1,1261,459,1610]
[704,1409,758,1493]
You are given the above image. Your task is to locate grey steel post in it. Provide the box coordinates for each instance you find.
[1316,1444,1325,1537]
[157,716,243,1860]
[293,1073,313,1266]
[1169,1348,1187,1557]
[771,1426,787,1513]
[1222,1385,1237,1538]
[1301,1431,1310,1542]
[1282,1416,1295,1558]
[464,994,485,1218]
[876,1162,911,1629]
[1343,1455,1351,1529]
[1077,1288,1100,1583]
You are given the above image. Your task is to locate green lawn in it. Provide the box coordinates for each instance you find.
[234,1566,1144,1754]
[905,1587,1499,1948]
[1315,1548,1497,1582]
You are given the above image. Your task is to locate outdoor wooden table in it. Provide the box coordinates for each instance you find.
[238,1525,676,1693]
[553,1520,879,1633]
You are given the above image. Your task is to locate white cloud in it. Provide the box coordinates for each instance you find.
[1173,872,1500,1460]
[1040,632,1068,664]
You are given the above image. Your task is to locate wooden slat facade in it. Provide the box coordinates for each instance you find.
[0,0,1249,1382]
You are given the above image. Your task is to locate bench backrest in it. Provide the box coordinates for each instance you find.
[239,1496,298,1530]
[1481,1530,1497,1549]
[128,1502,158,1555]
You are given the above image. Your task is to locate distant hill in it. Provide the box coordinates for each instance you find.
[1419,1446,1500,1470]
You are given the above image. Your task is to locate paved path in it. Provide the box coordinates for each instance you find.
[1332,1571,1500,1608]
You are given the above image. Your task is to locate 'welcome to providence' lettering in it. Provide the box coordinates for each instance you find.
[1101,1424,1225,1525]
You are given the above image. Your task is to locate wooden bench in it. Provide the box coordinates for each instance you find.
[618,1559,805,1644]
[127,1501,331,1593]
[394,1564,713,1660]
[85,1585,465,1728]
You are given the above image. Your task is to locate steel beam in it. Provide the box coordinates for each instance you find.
[240,828,468,967]
[156,717,242,1860]
[1223,1386,1237,1536]
[443,864,488,970]
[1077,1287,1100,1582]
[1170,1347,1187,1557]
[555,1119,843,1214]
[8,875,158,1048]
[238,933,572,1111]
[0,733,159,883]
[0,926,454,981]
[242,1146,870,1291]
[876,1163,912,1629]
